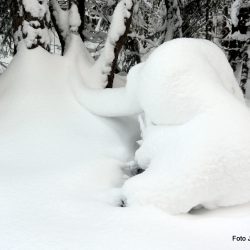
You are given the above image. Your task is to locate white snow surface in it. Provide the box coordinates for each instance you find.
[0,38,250,249]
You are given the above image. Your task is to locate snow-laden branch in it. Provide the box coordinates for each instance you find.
[64,0,133,88]
[51,0,70,39]
[94,0,133,88]
[231,0,243,26]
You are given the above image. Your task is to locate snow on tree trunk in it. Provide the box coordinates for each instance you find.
[13,0,51,53]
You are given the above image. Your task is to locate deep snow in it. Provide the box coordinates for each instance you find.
[72,38,250,214]
[0,37,250,249]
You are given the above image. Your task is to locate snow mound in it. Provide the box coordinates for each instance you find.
[133,38,244,125]
[124,106,250,213]
[123,39,250,213]
[74,38,250,214]
[0,42,139,217]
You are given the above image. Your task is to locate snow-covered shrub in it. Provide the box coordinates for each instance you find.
[75,38,250,214]
[14,0,51,51]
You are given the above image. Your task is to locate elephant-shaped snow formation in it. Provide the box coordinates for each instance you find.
[74,38,250,214]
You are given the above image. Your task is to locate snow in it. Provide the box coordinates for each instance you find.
[1,37,250,249]
[51,0,133,87]
[73,38,250,214]
[15,0,51,50]
[51,0,70,39]
[231,31,249,41]
[231,0,243,26]
[69,3,81,32]
[51,0,81,47]
[75,38,244,119]
[123,105,250,213]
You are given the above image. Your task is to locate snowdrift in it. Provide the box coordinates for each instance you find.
[0,36,250,250]
[75,38,250,214]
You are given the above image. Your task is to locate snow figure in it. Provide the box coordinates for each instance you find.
[73,38,250,214]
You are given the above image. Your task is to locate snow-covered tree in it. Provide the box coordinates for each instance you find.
[12,0,52,52]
